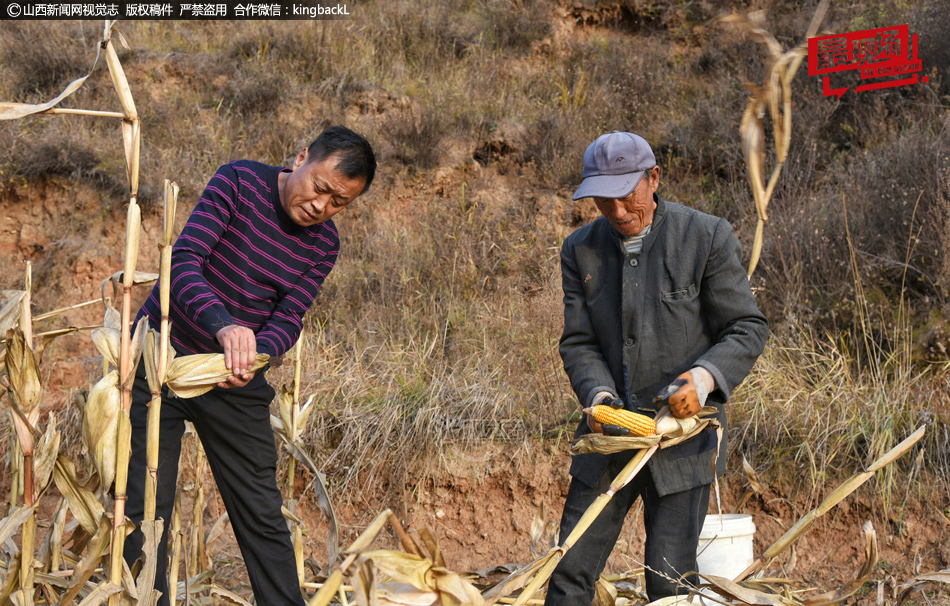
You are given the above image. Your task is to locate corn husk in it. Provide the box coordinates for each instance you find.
[571,407,718,456]
[83,371,121,490]
[165,353,269,398]
[143,329,177,394]
[32,414,60,498]
[5,328,42,418]
[91,313,147,376]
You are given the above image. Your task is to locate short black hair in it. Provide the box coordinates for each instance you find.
[306,126,377,194]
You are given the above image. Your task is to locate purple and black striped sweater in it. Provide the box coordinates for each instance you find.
[137,159,339,368]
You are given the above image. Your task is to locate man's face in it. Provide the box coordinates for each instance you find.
[278,150,367,227]
[592,166,660,237]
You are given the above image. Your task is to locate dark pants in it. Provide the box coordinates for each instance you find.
[124,363,304,606]
[545,452,710,605]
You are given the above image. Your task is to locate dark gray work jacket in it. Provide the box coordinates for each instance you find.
[559,195,769,496]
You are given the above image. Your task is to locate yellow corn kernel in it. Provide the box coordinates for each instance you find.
[591,405,656,437]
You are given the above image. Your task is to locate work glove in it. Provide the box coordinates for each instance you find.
[653,368,709,419]
[586,395,631,436]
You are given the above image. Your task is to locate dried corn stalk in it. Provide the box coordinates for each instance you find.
[723,1,829,279]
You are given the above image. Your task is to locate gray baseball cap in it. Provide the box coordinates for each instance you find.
[572,132,656,200]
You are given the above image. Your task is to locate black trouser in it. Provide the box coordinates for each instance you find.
[124,363,304,606]
[545,452,711,605]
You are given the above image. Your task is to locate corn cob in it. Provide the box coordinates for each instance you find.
[590,405,656,437]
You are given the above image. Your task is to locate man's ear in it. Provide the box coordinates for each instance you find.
[293,148,309,168]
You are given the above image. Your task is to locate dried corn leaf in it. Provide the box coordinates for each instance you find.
[742,456,766,494]
[294,524,305,587]
[416,528,444,569]
[353,558,378,606]
[738,427,925,582]
[281,438,339,566]
[134,520,164,606]
[529,502,547,559]
[101,271,158,306]
[0,560,21,606]
[165,353,269,398]
[740,97,768,220]
[481,556,548,606]
[39,499,67,573]
[210,585,254,606]
[696,574,785,605]
[433,569,484,606]
[896,570,950,606]
[593,577,617,606]
[0,73,92,120]
[58,514,113,606]
[76,582,122,606]
[0,291,26,335]
[0,506,37,548]
[10,588,33,606]
[205,512,230,548]
[83,371,121,490]
[52,456,104,535]
[32,414,60,497]
[297,394,316,437]
[801,521,877,606]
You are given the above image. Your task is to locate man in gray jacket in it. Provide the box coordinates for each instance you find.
[546,132,768,604]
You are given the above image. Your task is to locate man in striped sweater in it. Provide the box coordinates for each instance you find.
[124,126,376,606]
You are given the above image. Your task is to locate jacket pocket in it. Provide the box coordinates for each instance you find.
[661,282,697,301]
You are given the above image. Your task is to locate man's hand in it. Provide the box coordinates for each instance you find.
[653,368,714,419]
[217,371,257,389]
[585,395,630,436]
[216,324,257,385]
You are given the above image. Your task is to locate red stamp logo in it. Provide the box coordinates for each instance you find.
[808,25,928,99]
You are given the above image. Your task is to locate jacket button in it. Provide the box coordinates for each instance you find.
[630,258,638,267]
[625,338,635,347]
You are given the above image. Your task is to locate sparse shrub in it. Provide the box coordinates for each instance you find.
[483,0,553,52]
[380,106,448,171]
[0,21,92,97]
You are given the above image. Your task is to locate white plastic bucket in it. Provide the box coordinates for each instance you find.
[695,514,756,581]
